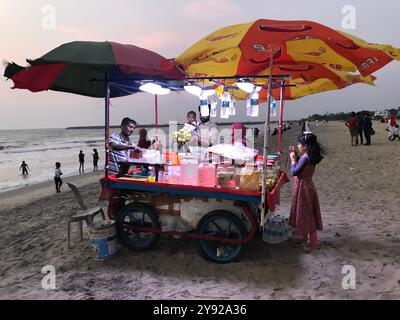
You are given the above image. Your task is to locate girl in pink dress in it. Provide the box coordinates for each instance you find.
[289,133,323,251]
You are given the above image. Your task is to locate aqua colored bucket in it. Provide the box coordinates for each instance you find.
[89,222,117,260]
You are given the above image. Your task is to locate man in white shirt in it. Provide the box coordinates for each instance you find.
[191,104,219,147]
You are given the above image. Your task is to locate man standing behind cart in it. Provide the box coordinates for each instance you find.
[191,104,219,147]
[109,117,140,174]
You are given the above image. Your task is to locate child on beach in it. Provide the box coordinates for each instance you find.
[289,133,323,253]
[19,161,29,175]
[54,162,63,193]
[389,125,400,141]
[183,111,199,133]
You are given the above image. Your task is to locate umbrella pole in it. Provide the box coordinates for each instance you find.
[260,46,274,229]
[105,74,110,178]
[278,80,285,161]
[155,94,158,138]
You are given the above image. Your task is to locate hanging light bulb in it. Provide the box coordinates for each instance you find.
[236,81,255,93]
[202,89,216,97]
[184,84,203,97]
[139,83,170,95]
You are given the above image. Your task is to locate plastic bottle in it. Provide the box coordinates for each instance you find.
[220,91,231,119]
[229,97,236,116]
[210,96,218,118]
[250,90,259,117]
[147,166,156,182]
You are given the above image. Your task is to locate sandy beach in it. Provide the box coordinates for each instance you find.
[0,121,399,300]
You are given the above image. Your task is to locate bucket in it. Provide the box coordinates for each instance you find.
[88,221,117,260]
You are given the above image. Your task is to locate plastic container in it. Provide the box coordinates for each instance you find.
[216,163,235,188]
[198,162,216,187]
[88,221,117,260]
[180,156,198,185]
[239,163,260,191]
[146,166,156,182]
[167,165,180,184]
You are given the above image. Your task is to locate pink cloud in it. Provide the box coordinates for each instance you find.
[134,32,184,53]
[57,25,103,41]
[180,0,240,17]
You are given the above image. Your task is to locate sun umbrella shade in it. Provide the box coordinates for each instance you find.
[175,19,400,79]
[4,41,184,98]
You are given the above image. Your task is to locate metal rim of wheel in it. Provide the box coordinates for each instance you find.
[116,203,160,251]
[196,210,247,263]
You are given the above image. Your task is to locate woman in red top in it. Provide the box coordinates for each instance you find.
[345,112,358,146]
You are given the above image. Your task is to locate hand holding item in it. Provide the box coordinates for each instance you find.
[288,146,295,153]
[130,147,142,159]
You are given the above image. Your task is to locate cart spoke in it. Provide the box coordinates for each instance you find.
[211,221,224,232]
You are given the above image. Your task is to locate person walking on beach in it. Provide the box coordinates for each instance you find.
[356,112,365,145]
[388,112,397,139]
[19,161,29,176]
[363,113,373,145]
[288,133,323,253]
[92,148,99,171]
[345,112,358,146]
[78,150,85,174]
[54,162,63,193]
[389,125,400,141]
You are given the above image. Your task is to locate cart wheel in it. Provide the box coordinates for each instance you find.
[116,203,160,251]
[196,210,247,263]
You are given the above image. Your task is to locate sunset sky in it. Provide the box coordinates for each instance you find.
[1,0,399,129]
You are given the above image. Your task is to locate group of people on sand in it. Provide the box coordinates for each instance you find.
[78,149,100,174]
[345,112,373,146]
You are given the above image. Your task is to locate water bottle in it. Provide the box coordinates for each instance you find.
[147,166,156,182]
[229,97,236,116]
[210,96,218,118]
[220,91,231,119]
[250,90,259,117]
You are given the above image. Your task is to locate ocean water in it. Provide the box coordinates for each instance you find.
[0,128,107,193]
[0,123,272,193]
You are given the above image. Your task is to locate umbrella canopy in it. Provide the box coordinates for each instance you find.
[175,19,399,101]
[175,19,399,78]
[4,41,184,98]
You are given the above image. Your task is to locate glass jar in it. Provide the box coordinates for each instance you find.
[198,161,216,187]
[179,156,199,185]
[239,163,260,191]
[216,163,235,188]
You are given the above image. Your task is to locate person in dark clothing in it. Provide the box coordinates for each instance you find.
[54,162,63,193]
[78,150,85,174]
[363,113,373,145]
[137,128,152,149]
[92,148,99,171]
[356,112,365,145]
[19,161,29,175]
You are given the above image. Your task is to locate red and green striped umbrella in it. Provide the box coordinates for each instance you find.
[4,41,184,98]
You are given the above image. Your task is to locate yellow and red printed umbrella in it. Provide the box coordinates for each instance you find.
[175,19,400,79]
